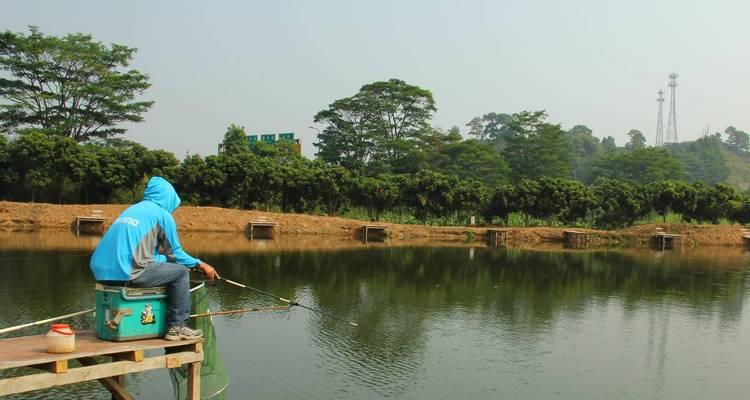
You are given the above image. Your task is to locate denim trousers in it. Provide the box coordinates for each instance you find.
[129,262,190,328]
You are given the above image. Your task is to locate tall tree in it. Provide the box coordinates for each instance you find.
[0,27,153,141]
[724,126,750,154]
[567,124,602,183]
[314,79,435,173]
[221,124,251,156]
[625,129,646,150]
[601,136,617,153]
[501,111,571,179]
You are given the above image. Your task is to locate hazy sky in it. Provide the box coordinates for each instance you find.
[2,0,749,158]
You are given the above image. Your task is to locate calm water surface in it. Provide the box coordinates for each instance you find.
[1,233,750,399]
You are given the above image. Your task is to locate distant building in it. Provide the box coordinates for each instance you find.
[218,132,301,155]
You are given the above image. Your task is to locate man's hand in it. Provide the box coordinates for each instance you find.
[198,262,220,281]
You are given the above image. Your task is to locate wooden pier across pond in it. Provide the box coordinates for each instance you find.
[0,331,203,399]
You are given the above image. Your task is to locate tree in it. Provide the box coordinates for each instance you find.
[601,136,617,153]
[0,27,153,141]
[567,125,602,183]
[465,117,485,140]
[625,129,646,150]
[593,147,684,184]
[221,124,251,156]
[668,134,728,184]
[501,111,571,179]
[724,126,750,154]
[314,79,435,173]
[592,178,648,228]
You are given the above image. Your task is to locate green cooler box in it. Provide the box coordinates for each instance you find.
[95,284,168,341]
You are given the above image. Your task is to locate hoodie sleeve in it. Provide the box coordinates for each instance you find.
[159,212,201,267]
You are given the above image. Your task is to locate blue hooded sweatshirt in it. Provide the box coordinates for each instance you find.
[90,177,201,281]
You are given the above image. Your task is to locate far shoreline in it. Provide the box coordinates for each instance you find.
[1,200,748,250]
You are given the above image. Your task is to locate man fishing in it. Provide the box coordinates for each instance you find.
[90,176,219,341]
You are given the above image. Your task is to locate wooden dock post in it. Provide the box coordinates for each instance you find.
[486,229,507,246]
[0,331,203,399]
[362,225,387,243]
[247,218,278,240]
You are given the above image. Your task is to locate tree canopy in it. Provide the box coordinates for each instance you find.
[0,27,153,141]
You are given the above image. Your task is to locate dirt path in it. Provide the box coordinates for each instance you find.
[0,200,747,248]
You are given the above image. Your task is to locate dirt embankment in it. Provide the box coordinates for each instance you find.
[0,200,747,248]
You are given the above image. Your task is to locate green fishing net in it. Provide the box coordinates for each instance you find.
[169,282,229,399]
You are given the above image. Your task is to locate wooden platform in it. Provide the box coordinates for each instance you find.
[362,225,388,243]
[652,232,684,250]
[486,229,507,246]
[0,331,203,399]
[247,220,278,240]
[564,230,591,248]
[75,212,105,236]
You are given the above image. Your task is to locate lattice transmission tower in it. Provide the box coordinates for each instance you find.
[665,73,678,144]
[655,89,665,146]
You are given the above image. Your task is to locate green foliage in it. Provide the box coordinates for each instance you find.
[593,147,684,184]
[625,129,646,150]
[314,79,435,173]
[0,27,152,141]
[724,126,749,155]
[221,124,251,157]
[668,134,729,184]
[500,111,571,179]
[601,136,617,153]
[592,178,648,228]
[567,125,602,183]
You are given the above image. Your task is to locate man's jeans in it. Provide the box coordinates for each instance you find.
[129,262,190,329]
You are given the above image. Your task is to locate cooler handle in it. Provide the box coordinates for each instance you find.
[120,287,167,300]
[105,308,133,330]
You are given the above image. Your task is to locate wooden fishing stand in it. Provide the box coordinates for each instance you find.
[361,225,387,243]
[486,229,507,246]
[75,216,105,236]
[247,219,278,240]
[652,232,683,250]
[564,230,591,248]
[0,331,203,399]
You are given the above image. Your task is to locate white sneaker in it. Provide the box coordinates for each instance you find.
[165,325,203,341]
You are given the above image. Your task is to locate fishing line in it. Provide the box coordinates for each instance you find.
[221,277,360,327]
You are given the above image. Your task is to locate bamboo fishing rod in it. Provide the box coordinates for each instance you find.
[0,308,95,335]
[221,277,359,327]
[190,305,289,318]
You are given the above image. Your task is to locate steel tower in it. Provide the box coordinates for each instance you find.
[665,73,678,144]
[655,90,665,146]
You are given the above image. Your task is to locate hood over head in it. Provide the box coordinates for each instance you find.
[143,177,181,213]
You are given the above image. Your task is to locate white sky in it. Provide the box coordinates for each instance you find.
[2,0,749,157]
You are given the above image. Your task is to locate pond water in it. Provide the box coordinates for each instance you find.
[1,233,750,399]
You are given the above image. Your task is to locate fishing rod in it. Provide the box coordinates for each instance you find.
[190,305,289,319]
[221,277,359,327]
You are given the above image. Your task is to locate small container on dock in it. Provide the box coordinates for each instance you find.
[46,324,75,353]
[95,284,167,341]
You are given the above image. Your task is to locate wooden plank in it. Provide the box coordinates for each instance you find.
[0,331,201,370]
[32,360,68,374]
[111,350,144,363]
[111,374,128,400]
[187,362,201,400]
[0,351,202,396]
[78,357,134,400]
